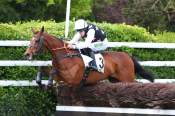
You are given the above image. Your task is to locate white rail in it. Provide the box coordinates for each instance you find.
[0,60,52,66]
[0,60,175,67]
[56,106,175,115]
[108,42,175,49]
[0,40,175,49]
[140,61,175,67]
[0,79,175,87]
[0,80,48,86]
[0,40,29,46]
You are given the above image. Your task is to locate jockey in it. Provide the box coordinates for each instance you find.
[68,19,108,70]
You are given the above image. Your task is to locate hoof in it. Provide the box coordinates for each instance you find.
[46,84,53,90]
[38,84,45,89]
[36,81,42,86]
[40,84,53,91]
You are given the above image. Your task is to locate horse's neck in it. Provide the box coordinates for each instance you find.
[44,34,66,60]
[44,34,62,49]
[44,34,80,65]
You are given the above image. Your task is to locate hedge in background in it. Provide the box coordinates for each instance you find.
[0,87,56,116]
[0,20,174,115]
[0,20,155,41]
[98,23,155,42]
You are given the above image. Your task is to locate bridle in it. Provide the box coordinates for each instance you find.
[30,34,70,56]
[37,35,44,54]
[28,35,44,55]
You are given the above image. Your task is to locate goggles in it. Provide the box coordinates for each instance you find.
[76,29,85,32]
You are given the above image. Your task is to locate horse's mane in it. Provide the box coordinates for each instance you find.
[43,32,64,43]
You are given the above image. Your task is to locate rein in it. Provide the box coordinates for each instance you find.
[51,42,81,58]
[51,42,69,53]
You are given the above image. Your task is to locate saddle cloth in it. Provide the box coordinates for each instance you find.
[81,53,105,73]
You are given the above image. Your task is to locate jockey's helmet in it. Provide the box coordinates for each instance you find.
[74,19,88,32]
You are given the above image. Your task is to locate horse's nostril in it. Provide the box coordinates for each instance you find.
[23,53,30,58]
[24,52,30,56]
[24,53,33,60]
[24,53,29,56]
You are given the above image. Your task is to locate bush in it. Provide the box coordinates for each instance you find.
[97,23,155,42]
[155,32,175,43]
[0,0,93,23]
[0,87,56,116]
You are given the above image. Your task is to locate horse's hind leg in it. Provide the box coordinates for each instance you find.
[110,67,135,82]
[114,71,135,82]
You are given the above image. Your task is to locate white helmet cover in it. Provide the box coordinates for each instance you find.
[74,19,88,30]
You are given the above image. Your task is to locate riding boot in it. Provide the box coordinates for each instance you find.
[89,50,98,71]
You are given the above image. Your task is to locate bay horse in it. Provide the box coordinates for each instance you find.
[24,26,154,88]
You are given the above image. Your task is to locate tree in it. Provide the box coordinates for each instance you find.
[0,1,20,22]
[123,0,175,32]
[92,0,128,23]
[92,0,175,32]
[46,0,93,21]
[0,0,93,22]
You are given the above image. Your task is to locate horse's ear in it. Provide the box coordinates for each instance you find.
[41,26,44,33]
[31,28,38,34]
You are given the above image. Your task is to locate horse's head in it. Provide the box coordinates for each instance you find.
[24,26,45,60]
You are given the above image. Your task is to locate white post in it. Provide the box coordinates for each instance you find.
[65,0,71,38]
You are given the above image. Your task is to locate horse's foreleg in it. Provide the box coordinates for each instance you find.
[48,75,53,86]
[46,68,59,88]
[36,66,43,86]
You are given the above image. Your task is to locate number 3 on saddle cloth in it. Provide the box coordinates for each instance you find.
[80,48,105,73]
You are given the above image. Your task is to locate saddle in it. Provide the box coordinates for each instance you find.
[64,48,105,73]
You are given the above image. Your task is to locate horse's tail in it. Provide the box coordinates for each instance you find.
[131,57,154,82]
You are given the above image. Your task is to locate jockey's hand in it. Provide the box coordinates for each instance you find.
[67,44,76,49]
